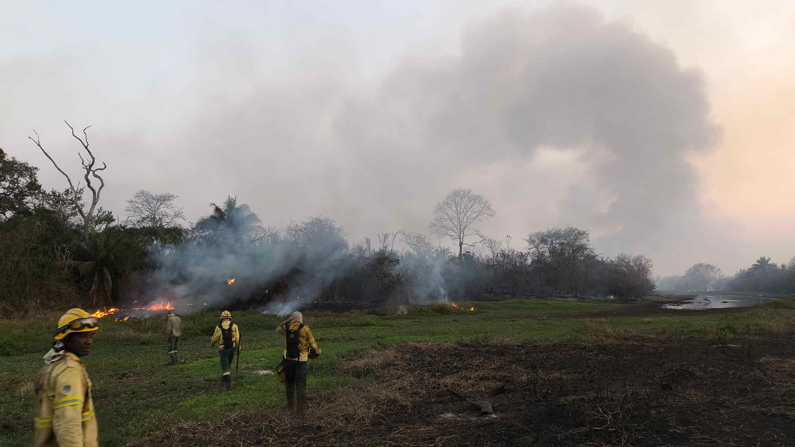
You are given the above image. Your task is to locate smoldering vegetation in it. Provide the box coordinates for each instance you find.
[0,187,656,315]
[118,199,657,315]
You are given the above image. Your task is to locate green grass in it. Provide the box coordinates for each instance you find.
[2,298,795,446]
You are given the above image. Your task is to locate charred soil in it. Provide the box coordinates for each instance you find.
[130,331,795,446]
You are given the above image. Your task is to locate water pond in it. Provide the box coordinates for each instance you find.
[663,294,777,310]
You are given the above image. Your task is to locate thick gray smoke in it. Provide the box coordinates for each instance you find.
[2,4,724,281]
[134,5,723,310]
[139,214,352,316]
[166,5,720,275]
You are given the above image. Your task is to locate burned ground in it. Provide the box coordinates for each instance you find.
[129,330,795,447]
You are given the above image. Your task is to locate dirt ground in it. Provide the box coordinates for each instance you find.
[131,331,795,447]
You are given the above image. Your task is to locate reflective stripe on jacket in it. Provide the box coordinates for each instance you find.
[34,352,98,447]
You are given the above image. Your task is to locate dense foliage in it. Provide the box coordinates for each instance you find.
[1,151,659,313]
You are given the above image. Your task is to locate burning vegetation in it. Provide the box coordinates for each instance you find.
[91,301,174,319]
[449,302,474,312]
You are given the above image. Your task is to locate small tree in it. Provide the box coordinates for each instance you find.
[526,227,594,293]
[29,122,107,245]
[0,148,42,220]
[605,254,655,298]
[402,231,434,259]
[286,216,348,259]
[430,188,495,257]
[683,263,723,291]
[125,190,185,229]
[194,196,276,246]
[481,237,503,263]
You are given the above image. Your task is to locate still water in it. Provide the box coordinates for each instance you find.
[664,294,778,310]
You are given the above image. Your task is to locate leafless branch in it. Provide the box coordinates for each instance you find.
[430,188,495,256]
[29,123,106,244]
[27,130,86,222]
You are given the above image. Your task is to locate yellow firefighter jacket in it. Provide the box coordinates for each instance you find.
[276,323,318,361]
[211,321,240,350]
[34,352,98,447]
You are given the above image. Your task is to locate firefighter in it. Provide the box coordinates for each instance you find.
[211,310,240,391]
[276,311,321,418]
[166,310,182,365]
[34,308,99,447]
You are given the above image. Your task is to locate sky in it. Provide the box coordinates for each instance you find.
[1,0,793,276]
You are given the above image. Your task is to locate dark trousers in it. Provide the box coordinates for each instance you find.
[284,360,308,417]
[219,347,236,376]
[168,337,179,364]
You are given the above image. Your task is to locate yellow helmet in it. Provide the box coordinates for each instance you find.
[220,310,232,320]
[54,308,99,341]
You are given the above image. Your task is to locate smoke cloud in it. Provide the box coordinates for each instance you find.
[2,4,729,277]
[171,5,720,273]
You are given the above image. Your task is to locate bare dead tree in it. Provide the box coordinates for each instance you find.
[375,231,401,251]
[402,230,434,258]
[482,237,503,263]
[250,225,279,244]
[430,188,495,257]
[124,190,185,228]
[28,122,106,245]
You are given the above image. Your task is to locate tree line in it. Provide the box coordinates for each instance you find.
[658,256,795,294]
[1,125,657,312]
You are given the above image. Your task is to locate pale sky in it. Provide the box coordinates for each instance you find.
[1,0,793,276]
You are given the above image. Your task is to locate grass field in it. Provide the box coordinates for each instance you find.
[2,297,795,446]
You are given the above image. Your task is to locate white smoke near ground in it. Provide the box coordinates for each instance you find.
[132,214,355,315]
[260,300,302,318]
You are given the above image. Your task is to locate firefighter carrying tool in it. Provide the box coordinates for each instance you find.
[34,308,100,447]
[211,310,240,391]
[276,311,321,419]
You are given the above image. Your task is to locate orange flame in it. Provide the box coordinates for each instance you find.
[227,278,235,285]
[147,301,174,311]
[451,302,458,308]
[469,307,474,312]
[91,308,119,319]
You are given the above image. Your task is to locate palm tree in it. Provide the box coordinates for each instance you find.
[194,197,272,246]
[752,257,773,272]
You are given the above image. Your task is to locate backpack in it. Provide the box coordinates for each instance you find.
[218,324,234,348]
[284,323,304,359]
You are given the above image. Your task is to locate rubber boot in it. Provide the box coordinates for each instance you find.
[223,375,232,391]
[174,352,179,364]
[296,389,306,420]
[169,353,177,365]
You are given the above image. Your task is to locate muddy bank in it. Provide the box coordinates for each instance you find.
[130,331,795,447]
